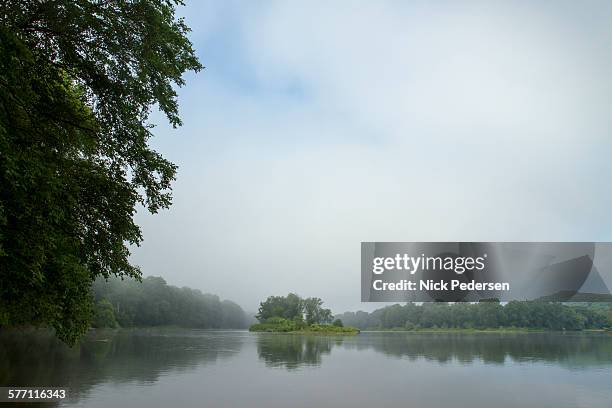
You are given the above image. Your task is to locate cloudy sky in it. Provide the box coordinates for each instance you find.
[132,0,612,313]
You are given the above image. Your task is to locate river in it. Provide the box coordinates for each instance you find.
[1,329,611,407]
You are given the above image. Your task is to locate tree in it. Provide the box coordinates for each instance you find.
[256,293,304,322]
[332,319,343,327]
[0,1,202,344]
[303,297,332,325]
[92,299,119,328]
[320,308,333,324]
[382,304,406,328]
[92,276,248,329]
[333,301,608,331]
[283,293,304,320]
[221,300,247,329]
[255,294,335,325]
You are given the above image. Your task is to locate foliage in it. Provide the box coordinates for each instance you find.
[249,317,358,334]
[332,319,343,327]
[303,297,333,325]
[92,276,248,329]
[249,317,299,332]
[335,301,612,331]
[256,294,332,325]
[0,1,201,344]
[256,293,303,321]
[92,299,118,329]
[303,324,358,334]
[251,295,356,333]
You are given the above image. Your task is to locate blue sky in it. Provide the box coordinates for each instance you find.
[132,0,612,313]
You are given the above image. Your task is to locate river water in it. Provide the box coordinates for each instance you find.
[1,329,611,407]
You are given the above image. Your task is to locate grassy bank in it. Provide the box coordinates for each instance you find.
[249,318,359,334]
[249,324,359,334]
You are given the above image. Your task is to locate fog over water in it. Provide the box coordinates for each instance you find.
[129,1,612,313]
[1,329,611,408]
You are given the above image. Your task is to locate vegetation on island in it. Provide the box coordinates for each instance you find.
[249,294,359,334]
[335,301,612,331]
[92,276,250,329]
[0,0,201,344]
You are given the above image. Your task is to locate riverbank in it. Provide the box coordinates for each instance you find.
[361,327,612,333]
[249,322,359,334]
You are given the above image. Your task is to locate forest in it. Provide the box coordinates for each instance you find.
[91,277,250,329]
[335,301,612,331]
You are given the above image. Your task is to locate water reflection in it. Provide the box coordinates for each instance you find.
[0,328,244,405]
[1,330,611,407]
[254,332,612,370]
[256,334,346,370]
[356,332,612,368]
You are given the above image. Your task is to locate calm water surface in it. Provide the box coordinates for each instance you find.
[1,329,611,407]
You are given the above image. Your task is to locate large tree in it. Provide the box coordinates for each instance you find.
[303,297,332,325]
[256,294,333,325]
[0,0,202,344]
[256,293,304,322]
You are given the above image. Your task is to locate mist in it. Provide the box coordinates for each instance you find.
[130,0,612,313]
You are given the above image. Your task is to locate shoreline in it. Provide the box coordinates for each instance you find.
[360,328,612,333]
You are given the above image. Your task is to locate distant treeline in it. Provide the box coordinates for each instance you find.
[92,277,250,329]
[335,302,612,331]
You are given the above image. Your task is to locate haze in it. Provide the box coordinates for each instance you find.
[131,0,612,313]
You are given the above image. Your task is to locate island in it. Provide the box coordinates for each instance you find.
[249,294,359,334]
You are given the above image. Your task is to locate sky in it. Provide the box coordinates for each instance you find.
[131,0,612,314]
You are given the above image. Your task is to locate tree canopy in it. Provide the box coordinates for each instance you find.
[0,0,201,344]
[335,301,612,331]
[256,294,333,325]
[92,276,248,329]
